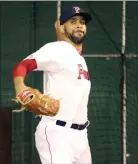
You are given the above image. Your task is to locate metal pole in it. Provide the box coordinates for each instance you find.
[121,1,128,164]
[57,0,61,19]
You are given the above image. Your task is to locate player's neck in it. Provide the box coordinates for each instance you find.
[64,38,82,54]
[74,44,82,54]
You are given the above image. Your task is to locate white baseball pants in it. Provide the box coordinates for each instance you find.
[34,118,92,164]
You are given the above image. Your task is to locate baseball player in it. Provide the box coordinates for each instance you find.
[12,6,92,164]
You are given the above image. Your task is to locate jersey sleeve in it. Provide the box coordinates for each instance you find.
[24,43,60,72]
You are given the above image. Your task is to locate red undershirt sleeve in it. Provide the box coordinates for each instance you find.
[12,59,37,78]
[13,42,61,79]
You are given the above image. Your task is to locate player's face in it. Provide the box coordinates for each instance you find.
[63,16,87,45]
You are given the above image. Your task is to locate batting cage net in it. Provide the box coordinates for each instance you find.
[0,1,137,164]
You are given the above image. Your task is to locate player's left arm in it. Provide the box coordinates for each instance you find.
[55,19,65,41]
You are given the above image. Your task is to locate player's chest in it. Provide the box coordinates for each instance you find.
[59,54,90,81]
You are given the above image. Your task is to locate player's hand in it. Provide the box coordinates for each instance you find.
[55,20,64,41]
[12,82,30,104]
[14,84,32,105]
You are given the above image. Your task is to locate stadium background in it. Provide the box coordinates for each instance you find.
[0,1,137,164]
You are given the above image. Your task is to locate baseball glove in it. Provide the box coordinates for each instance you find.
[12,87,60,116]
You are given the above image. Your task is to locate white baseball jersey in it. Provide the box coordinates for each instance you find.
[26,41,91,124]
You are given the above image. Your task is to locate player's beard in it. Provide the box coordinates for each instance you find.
[64,28,86,45]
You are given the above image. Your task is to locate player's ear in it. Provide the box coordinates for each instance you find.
[60,25,65,34]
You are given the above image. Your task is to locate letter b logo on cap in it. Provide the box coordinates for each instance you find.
[73,7,80,13]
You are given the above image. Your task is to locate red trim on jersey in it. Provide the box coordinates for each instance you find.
[76,49,82,55]
[12,59,37,78]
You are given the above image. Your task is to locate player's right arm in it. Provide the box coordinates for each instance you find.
[12,43,58,96]
[13,58,37,95]
[13,19,64,96]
